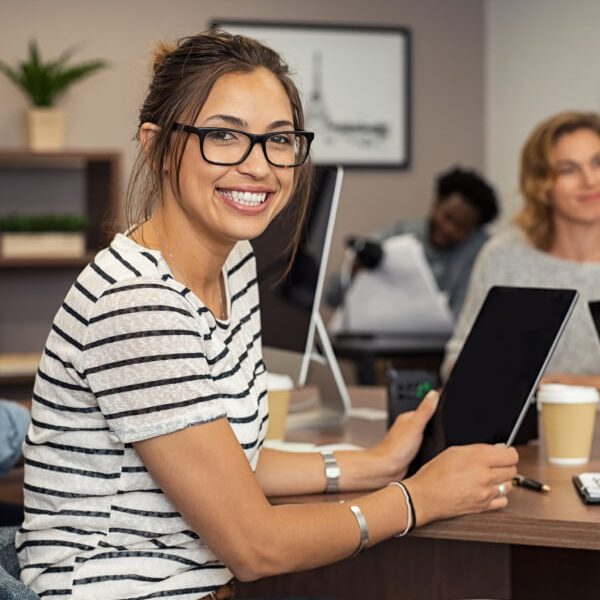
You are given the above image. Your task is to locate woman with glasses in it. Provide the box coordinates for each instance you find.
[17,31,517,600]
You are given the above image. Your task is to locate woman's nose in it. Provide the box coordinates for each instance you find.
[237,142,271,177]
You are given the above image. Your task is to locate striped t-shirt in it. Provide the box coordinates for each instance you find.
[17,233,268,600]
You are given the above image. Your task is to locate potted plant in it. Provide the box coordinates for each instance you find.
[0,41,107,151]
[0,213,88,258]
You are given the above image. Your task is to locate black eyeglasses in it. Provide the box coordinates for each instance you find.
[172,123,314,168]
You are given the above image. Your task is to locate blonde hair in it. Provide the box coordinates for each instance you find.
[514,110,600,250]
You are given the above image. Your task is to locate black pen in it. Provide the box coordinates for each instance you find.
[513,474,551,493]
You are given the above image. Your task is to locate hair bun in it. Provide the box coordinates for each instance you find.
[150,40,177,74]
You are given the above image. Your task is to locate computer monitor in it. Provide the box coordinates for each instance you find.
[252,165,351,423]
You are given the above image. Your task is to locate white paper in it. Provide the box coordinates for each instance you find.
[347,407,388,421]
[341,234,453,335]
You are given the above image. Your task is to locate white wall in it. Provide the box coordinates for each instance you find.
[485,0,600,221]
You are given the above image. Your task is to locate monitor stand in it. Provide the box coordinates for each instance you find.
[286,312,352,431]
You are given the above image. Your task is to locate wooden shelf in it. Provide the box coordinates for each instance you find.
[0,149,122,251]
[0,150,121,361]
[0,373,35,386]
[0,352,40,385]
[0,253,95,269]
[0,149,121,168]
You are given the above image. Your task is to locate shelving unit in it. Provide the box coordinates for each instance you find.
[0,254,96,269]
[0,150,121,399]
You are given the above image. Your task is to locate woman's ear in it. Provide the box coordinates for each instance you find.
[140,122,160,159]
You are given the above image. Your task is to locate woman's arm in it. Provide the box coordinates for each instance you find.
[134,418,406,581]
[255,392,439,497]
[134,396,518,582]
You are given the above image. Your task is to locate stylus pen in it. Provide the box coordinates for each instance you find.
[513,474,551,493]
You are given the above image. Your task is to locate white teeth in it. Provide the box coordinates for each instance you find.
[221,190,267,206]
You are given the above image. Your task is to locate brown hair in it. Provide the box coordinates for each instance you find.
[514,110,600,250]
[123,29,312,260]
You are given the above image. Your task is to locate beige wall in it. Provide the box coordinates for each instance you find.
[485,0,600,223]
[0,0,485,274]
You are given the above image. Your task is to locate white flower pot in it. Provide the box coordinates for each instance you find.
[26,108,66,151]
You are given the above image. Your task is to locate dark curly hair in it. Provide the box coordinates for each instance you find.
[436,166,499,225]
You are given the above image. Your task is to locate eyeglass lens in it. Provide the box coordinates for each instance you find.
[202,130,309,166]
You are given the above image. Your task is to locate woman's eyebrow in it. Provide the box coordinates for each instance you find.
[201,115,295,130]
[269,119,295,130]
[203,114,246,127]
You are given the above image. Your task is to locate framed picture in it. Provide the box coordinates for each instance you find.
[210,20,411,169]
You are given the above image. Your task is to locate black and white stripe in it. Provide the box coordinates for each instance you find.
[17,234,267,599]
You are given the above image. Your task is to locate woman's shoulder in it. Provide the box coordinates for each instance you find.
[476,226,536,263]
[69,234,185,315]
[484,225,527,249]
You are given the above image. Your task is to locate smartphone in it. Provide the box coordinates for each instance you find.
[572,473,600,504]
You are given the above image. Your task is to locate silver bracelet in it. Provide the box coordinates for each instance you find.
[348,504,369,558]
[388,481,415,537]
[320,450,340,493]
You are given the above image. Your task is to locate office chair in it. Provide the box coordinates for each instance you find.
[0,526,40,599]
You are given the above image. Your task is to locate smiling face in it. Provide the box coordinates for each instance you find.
[549,128,600,228]
[163,67,296,250]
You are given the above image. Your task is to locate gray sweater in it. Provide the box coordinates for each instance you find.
[443,227,600,377]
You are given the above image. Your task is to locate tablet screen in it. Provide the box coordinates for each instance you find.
[589,300,600,341]
[409,286,578,474]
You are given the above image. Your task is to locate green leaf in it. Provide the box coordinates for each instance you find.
[0,40,108,107]
[0,213,89,232]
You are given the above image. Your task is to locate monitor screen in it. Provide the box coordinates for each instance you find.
[251,166,343,374]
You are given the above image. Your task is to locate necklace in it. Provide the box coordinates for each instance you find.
[153,225,226,320]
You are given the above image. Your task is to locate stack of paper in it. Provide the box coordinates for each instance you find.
[341,234,453,335]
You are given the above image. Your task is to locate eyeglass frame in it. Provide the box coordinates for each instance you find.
[172,123,314,168]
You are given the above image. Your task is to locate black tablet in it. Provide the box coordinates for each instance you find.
[408,285,578,474]
[589,300,600,340]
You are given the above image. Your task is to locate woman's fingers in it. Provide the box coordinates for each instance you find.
[411,390,439,427]
[406,442,519,526]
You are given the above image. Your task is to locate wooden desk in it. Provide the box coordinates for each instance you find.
[238,387,600,600]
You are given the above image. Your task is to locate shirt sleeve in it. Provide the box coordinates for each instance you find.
[82,279,227,444]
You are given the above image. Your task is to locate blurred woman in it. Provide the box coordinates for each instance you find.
[443,111,600,386]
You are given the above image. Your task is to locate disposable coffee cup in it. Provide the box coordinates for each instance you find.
[265,373,294,440]
[538,383,599,465]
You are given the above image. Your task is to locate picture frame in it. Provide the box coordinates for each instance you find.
[210,20,412,169]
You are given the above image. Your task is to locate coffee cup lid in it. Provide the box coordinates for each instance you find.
[267,372,294,391]
[538,383,599,404]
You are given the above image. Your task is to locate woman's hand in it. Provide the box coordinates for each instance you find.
[367,390,440,482]
[405,443,519,527]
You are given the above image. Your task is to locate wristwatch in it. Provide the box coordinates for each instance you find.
[320,450,340,493]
